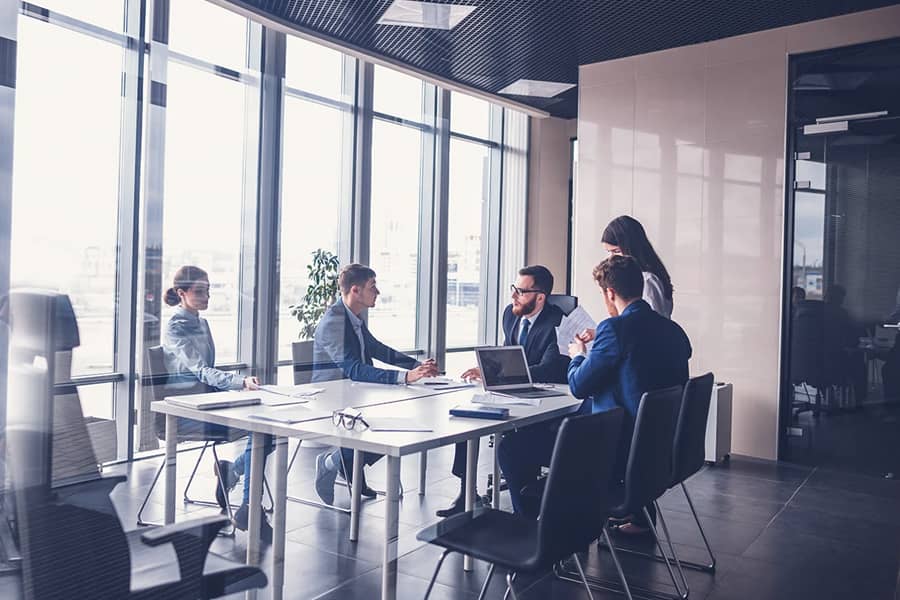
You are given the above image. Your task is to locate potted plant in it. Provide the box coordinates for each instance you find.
[289,249,340,339]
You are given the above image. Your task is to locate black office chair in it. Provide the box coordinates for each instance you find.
[601,373,717,574]
[137,346,273,530]
[546,294,578,316]
[417,409,630,600]
[558,385,688,600]
[6,293,267,600]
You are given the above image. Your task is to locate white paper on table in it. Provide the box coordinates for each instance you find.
[260,384,323,397]
[471,392,541,407]
[555,306,597,355]
[248,405,330,423]
[413,377,477,391]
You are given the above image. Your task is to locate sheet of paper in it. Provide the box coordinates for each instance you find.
[248,405,329,424]
[366,417,433,432]
[260,396,310,407]
[555,305,597,355]
[413,378,476,391]
[260,384,323,398]
[471,392,541,407]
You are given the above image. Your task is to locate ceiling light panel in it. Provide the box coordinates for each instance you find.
[498,79,576,98]
[377,0,477,30]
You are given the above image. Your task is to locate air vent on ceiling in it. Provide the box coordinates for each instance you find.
[498,79,576,98]
[377,0,477,30]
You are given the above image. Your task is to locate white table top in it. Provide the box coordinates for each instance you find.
[152,380,583,456]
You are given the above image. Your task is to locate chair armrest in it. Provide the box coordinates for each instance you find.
[141,515,230,585]
[140,515,229,547]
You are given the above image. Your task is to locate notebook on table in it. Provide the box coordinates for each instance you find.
[166,391,261,410]
[475,346,566,400]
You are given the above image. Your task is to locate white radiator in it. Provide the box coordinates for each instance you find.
[705,383,733,464]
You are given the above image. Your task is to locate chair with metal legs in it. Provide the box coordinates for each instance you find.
[136,347,272,533]
[417,408,630,600]
[557,385,689,600]
[600,373,717,573]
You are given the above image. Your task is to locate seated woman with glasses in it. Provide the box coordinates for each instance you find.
[163,265,273,539]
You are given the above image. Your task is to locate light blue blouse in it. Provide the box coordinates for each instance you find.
[164,307,242,391]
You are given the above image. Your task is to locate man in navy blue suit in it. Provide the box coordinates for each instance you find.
[435,265,570,517]
[312,264,438,505]
[499,255,691,524]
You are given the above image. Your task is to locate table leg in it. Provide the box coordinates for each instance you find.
[464,438,478,571]
[272,436,288,600]
[350,448,363,542]
[492,438,501,510]
[164,414,177,525]
[418,450,427,496]
[381,455,401,600]
[246,432,265,566]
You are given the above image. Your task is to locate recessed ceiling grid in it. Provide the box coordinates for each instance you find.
[237,0,900,118]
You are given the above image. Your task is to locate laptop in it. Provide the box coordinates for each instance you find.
[474,346,566,399]
[166,391,261,410]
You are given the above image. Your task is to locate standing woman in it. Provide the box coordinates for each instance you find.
[601,215,674,318]
[164,265,272,538]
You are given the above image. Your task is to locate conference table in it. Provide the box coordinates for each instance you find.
[152,379,582,600]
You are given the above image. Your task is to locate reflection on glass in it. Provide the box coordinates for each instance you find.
[278,98,347,359]
[373,65,426,122]
[450,91,491,139]
[11,18,122,377]
[285,36,349,101]
[447,138,490,347]
[162,62,248,362]
[33,0,124,32]
[168,0,247,70]
[368,120,423,350]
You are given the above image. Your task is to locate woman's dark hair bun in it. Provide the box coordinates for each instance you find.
[164,287,180,307]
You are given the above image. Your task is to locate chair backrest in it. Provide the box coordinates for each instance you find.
[790,299,825,386]
[535,408,624,566]
[622,385,682,512]
[546,294,578,316]
[146,345,211,441]
[671,373,714,485]
[292,340,315,384]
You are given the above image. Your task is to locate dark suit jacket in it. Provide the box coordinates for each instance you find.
[568,299,691,420]
[312,300,420,384]
[501,303,569,384]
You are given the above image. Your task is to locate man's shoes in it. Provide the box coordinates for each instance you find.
[214,459,240,510]
[610,522,651,536]
[315,451,338,505]
[338,462,378,499]
[232,503,274,544]
[435,494,482,518]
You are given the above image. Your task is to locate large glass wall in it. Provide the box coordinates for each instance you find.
[4,0,529,463]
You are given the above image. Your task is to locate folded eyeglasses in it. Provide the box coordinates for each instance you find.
[332,408,369,431]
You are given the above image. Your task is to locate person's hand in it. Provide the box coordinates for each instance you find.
[568,339,587,359]
[460,367,482,382]
[243,376,260,390]
[576,328,595,343]
[405,361,438,384]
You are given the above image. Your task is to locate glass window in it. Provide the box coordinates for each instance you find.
[451,91,492,139]
[277,97,348,361]
[11,18,123,377]
[373,65,426,123]
[33,0,124,32]
[447,138,491,347]
[285,36,349,101]
[168,0,247,71]
[161,62,249,363]
[368,120,424,350]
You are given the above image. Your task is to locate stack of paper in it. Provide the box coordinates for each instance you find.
[555,306,597,355]
[259,385,323,406]
[472,392,541,407]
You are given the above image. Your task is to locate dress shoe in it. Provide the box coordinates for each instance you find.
[435,494,482,518]
[315,451,338,505]
[233,503,274,544]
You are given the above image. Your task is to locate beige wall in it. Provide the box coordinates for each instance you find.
[573,5,900,459]
[527,116,576,290]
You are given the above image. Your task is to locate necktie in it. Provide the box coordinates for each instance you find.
[518,319,530,347]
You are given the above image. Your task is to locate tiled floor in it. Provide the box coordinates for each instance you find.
[1,441,899,599]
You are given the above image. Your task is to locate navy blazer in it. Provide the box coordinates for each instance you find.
[312,300,420,384]
[568,299,691,420]
[501,303,570,384]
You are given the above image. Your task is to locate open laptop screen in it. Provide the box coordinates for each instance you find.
[476,346,531,388]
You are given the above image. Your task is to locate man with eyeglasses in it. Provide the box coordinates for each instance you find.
[435,265,570,517]
[312,264,439,505]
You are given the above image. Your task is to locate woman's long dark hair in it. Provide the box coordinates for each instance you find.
[601,216,673,300]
